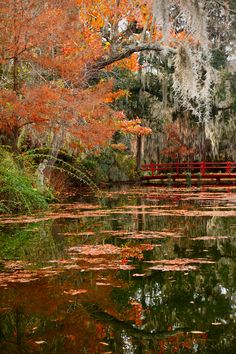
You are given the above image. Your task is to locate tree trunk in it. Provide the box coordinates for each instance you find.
[136,135,142,168]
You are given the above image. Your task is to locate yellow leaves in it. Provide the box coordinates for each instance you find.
[104,41,111,50]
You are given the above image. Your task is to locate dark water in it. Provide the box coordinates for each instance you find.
[0,186,236,354]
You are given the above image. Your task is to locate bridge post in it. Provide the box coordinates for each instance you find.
[226,162,231,174]
[176,162,179,176]
[151,163,155,177]
[201,161,205,176]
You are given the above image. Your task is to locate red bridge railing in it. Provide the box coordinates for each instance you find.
[141,161,236,179]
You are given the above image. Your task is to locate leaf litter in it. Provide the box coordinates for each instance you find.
[147,258,215,272]
[193,236,232,240]
[1,186,235,289]
[0,242,155,287]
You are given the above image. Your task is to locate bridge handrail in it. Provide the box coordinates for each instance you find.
[141,161,236,176]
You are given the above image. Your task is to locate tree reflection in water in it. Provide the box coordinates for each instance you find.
[0,186,236,353]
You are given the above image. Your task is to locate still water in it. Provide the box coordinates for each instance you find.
[0,186,236,354]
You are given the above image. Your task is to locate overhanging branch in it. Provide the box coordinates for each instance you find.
[85,42,176,81]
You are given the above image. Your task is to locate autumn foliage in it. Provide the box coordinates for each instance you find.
[161,121,196,161]
[1,0,202,155]
[0,0,157,153]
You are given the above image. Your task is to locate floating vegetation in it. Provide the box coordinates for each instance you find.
[0,186,236,353]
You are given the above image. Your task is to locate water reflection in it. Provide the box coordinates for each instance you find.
[0,186,236,353]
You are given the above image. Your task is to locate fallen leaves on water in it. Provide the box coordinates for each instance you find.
[0,268,61,287]
[1,243,149,287]
[3,260,32,270]
[69,244,120,256]
[81,262,135,272]
[63,231,95,236]
[147,258,215,265]
[69,243,154,259]
[148,209,236,217]
[1,195,236,225]
[52,203,101,210]
[190,331,206,334]
[121,231,177,239]
[147,258,215,272]
[63,289,87,295]
[193,236,230,240]
[146,258,215,265]
[149,264,198,272]
[100,230,133,236]
[0,207,109,225]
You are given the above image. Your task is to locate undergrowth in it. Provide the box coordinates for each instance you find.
[79,147,138,183]
[0,145,135,214]
[26,149,102,198]
[0,148,49,214]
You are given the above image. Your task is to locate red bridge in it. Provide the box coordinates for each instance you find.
[141,161,236,184]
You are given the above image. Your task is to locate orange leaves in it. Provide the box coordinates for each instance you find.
[0,0,68,61]
[103,89,127,103]
[67,81,125,149]
[0,0,155,150]
[0,80,125,150]
[78,0,143,29]
[110,143,127,151]
[108,54,140,73]
[18,84,80,132]
[119,118,152,136]
[0,89,25,133]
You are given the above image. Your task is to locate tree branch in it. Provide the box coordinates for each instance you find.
[86,42,176,81]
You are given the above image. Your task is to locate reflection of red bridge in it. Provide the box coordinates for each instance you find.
[141,161,236,184]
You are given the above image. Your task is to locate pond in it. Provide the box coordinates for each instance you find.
[0,186,236,354]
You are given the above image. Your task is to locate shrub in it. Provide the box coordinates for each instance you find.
[0,148,49,213]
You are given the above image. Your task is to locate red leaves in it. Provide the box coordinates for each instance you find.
[127,300,143,326]
[161,121,196,161]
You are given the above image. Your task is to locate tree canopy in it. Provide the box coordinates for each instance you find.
[0,0,235,158]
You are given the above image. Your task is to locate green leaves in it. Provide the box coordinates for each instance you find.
[0,148,49,213]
